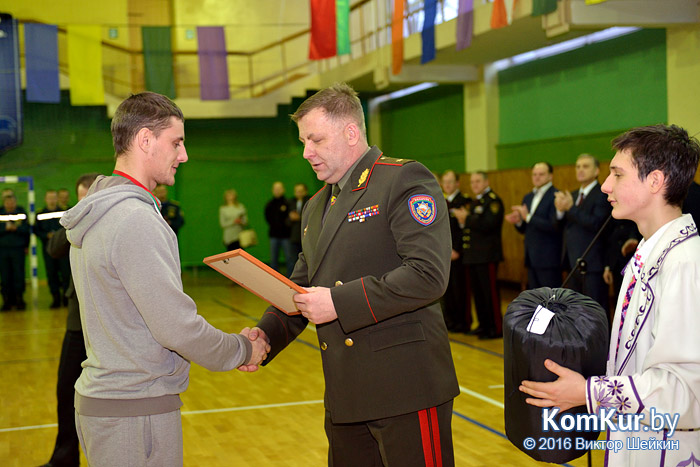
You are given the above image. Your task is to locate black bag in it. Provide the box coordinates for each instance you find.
[503,287,609,463]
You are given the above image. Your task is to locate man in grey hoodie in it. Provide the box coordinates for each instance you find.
[60,92,269,466]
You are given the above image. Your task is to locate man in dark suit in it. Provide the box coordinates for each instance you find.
[555,153,612,309]
[505,162,562,289]
[440,169,471,332]
[242,83,458,466]
[453,171,504,339]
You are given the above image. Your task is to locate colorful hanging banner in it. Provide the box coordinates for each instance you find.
[142,26,176,99]
[309,0,336,59]
[532,0,557,16]
[67,25,105,105]
[0,13,23,153]
[491,0,517,29]
[197,26,230,101]
[456,0,474,51]
[25,23,60,103]
[336,0,351,55]
[421,0,436,64]
[391,0,404,75]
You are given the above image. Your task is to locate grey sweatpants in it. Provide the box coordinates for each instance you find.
[75,409,183,466]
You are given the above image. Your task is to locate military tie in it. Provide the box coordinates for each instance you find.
[323,184,341,224]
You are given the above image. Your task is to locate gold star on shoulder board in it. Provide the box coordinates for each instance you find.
[357,168,369,187]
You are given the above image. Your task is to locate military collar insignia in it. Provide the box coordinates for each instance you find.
[357,168,369,187]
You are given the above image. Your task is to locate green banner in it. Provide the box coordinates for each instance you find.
[142,26,176,99]
[336,0,351,55]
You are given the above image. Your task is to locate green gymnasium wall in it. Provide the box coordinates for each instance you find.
[497,28,668,169]
[378,85,465,173]
[0,93,323,279]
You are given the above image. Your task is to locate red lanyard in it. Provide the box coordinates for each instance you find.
[112,170,161,211]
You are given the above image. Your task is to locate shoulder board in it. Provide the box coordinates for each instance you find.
[375,156,414,166]
[169,200,180,206]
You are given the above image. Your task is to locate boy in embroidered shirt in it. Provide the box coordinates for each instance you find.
[519,124,700,466]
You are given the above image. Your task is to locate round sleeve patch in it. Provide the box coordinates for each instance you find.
[408,194,437,226]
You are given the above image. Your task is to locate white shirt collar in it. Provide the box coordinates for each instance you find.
[533,181,552,195]
[579,180,599,197]
[628,218,675,278]
[476,187,491,200]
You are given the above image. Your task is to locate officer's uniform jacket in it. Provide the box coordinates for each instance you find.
[258,146,459,424]
[461,188,504,265]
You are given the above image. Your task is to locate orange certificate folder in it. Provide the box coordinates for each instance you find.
[203,249,305,315]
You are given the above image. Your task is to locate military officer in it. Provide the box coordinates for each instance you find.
[0,193,30,311]
[154,184,185,236]
[242,83,459,466]
[35,189,71,308]
[440,170,471,333]
[453,171,504,339]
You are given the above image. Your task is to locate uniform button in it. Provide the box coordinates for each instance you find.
[321,342,328,351]
[344,338,354,347]
[335,280,343,286]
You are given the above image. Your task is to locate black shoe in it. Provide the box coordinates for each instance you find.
[1,302,11,311]
[478,331,502,340]
[466,327,483,336]
[16,298,26,311]
[50,295,61,309]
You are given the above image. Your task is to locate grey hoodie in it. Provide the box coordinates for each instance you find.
[62,175,251,416]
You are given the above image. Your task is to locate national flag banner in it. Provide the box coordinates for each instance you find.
[197,26,230,100]
[142,26,176,99]
[309,0,336,59]
[391,0,404,75]
[67,25,105,105]
[421,0,437,64]
[336,0,351,55]
[532,0,557,16]
[491,0,517,29]
[456,0,474,51]
[0,13,23,153]
[25,23,60,103]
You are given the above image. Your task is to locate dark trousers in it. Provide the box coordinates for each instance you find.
[441,260,469,332]
[325,400,454,467]
[43,248,70,296]
[48,330,86,467]
[527,266,562,290]
[0,247,26,300]
[466,262,502,336]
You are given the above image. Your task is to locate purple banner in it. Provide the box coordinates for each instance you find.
[197,27,230,101]
[25,23,60,103]
[456,0,474,51]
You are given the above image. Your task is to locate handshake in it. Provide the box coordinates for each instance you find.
[237,327,271,372]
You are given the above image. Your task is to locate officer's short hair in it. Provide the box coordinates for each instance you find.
[291,83,366,139]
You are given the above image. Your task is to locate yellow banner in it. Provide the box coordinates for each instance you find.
[585,0,609,4]
[67,25,105,105]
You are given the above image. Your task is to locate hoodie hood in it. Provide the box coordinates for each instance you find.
[60,175,159,248]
